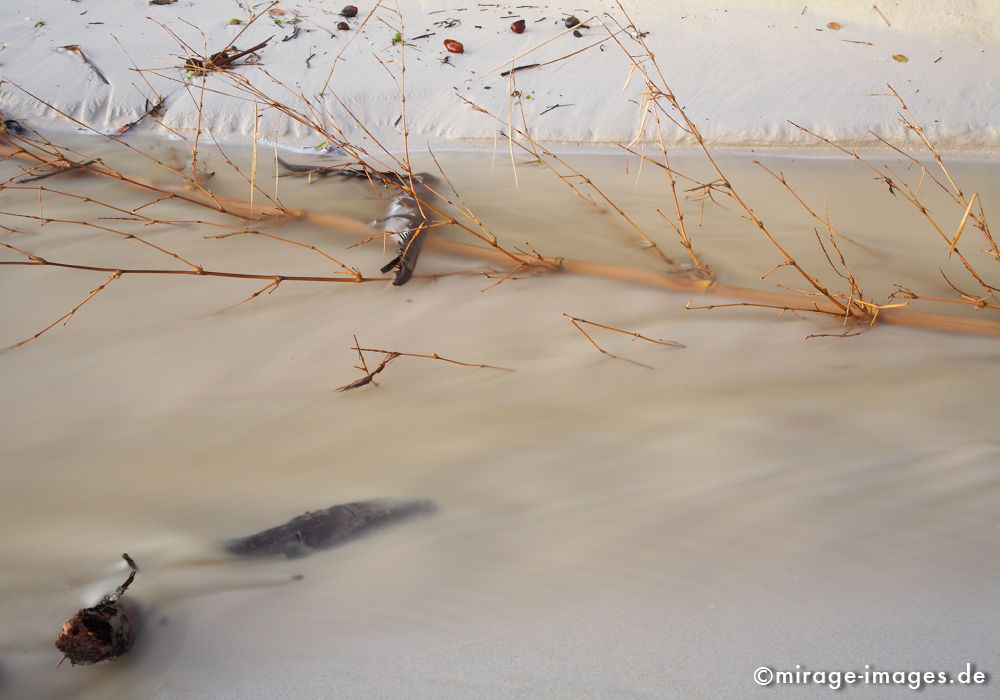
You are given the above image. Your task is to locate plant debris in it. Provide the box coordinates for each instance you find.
[892,53,909,62]
[539,102,573,115]
[337,352,399,391]
[59,45,110,86]
[873,4,891,27]
[276,156,400,182]
[444,39,464,54]
[826,21,842,30]
[224,500,437,558]
[184,38,272,75]
[115,95,165,136]
[499,62,539,77]
[55,555,139,667]
[16,159,98,184]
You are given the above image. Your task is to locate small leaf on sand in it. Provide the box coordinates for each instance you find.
[827,21,842,30]
[892,54,909,62]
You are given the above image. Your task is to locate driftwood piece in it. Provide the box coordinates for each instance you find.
[224,499,437,558]
[376,174,439,286]
[276,156,393,181]
[184,38,272,75]
[55,555,139,666]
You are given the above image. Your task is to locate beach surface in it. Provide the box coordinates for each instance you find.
[1,0,998,150]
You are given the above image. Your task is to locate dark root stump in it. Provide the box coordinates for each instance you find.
[55,555,139,666]
[224,499,437,559]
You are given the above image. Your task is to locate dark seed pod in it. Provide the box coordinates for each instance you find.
[337,21,350,31]
[55,557,139,667]
[341,5,358,17]
[564,15,581,28]
[443,39,464,54]
[511,19,526,34]
[573,29,582,37]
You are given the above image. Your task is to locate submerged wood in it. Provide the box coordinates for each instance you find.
[55,557,138,666]
[224,499,437,558]
[276,156,395,181]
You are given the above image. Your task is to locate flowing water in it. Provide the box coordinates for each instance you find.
[1,135,998,699]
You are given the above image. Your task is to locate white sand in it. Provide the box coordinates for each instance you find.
[1,0,998,150]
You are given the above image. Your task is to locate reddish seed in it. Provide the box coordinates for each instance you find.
[444,39,464,54]
[341,5,358,17]
[337,21,350,31]
[511,19,525,34]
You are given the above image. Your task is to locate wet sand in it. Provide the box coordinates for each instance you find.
[1,141,998,698]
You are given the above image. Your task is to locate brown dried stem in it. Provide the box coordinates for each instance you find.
[605,5,855,315]
[461,96,677,268]
[788,118,996,298]
[8,270,121,350]
[353,346,514,372]
[336,337,512,391]
[563,313,684,368]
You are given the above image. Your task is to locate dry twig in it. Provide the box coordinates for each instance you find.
[564,313,684,369]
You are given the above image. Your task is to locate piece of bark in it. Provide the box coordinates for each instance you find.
[55,557,139,666]
[224,500,437,558]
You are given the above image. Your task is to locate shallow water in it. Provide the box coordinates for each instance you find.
[1,135,999,699]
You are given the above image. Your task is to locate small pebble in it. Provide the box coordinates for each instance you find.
[573,29,582,37]
[337,21,350,31]
[511,19,526,34]
[341,5,358,18]
[564,15,581,28]
[444,39,464,54]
